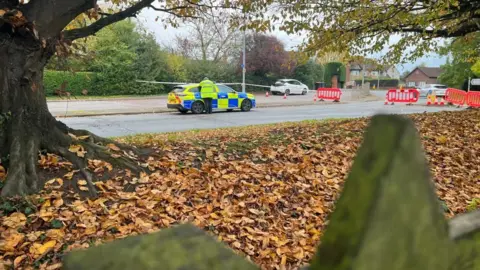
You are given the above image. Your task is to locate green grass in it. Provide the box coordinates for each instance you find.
[115,118,350,146]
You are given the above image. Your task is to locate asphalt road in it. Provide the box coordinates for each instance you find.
[47,89,371,117]
[61,101,463,137]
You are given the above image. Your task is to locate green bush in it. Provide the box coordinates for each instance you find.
[44,70,95,96]
[245,74,280,86]
[293,59,324,89]
[91,68,165,96]
[44,70,167,97]
[324,62,346,87]
[186,60,238,83]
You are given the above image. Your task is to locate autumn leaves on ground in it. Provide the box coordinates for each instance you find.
[1,110,479,269]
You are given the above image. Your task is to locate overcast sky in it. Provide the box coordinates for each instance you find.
[135,8,446,74]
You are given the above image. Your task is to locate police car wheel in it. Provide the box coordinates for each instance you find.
[191,101,205,114]
[241,99,252,112]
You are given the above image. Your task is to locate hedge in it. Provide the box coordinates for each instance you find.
[43,70,166,96]
[324,62,346,88]
[44,70,95,96]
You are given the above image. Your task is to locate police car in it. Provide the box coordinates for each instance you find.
[167,83,256,114]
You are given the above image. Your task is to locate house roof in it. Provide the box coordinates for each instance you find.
[411,67,443,78]
[349,63,363,70]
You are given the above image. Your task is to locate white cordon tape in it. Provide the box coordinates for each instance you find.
[136,80,317,91]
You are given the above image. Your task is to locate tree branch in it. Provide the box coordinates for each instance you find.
[387,21,480,38]
[23,0,96,38]
[149,4,198,18]
[62,0,155,41]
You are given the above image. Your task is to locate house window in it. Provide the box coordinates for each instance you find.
[407,81,415,87]
[351,70,359,75]
[419,81,426,87]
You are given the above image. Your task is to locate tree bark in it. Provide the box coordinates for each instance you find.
[0,30,55,196]
[0,31,141,197]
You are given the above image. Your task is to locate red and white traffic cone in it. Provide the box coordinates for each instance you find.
[384,97,389,105]
[266,91,269,97]
[434,96,438,105]
[314,94,317,102]
[439,98,445,106]
[283,93,287,99]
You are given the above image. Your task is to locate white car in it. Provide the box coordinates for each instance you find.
[419,84,448,97]
[270,79,309,95]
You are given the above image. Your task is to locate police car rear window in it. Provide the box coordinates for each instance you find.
[188,87,200,93]
[171,87,185,93]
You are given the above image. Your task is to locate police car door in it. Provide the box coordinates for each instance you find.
[217,84,239,109]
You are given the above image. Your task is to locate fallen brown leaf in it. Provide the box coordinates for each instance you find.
[107,143,121,151]
[29,240,56,258]
[3,213,27,228]
[1,110,479,269]
[68,144,86,158]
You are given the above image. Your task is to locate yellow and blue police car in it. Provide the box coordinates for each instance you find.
[167,83,256,114]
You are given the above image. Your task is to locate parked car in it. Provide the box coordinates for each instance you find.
[418,84,448,97]
[270,79,309,95]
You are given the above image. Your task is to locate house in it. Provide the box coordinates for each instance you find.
[404,67,443,87]
[385,66,401,79]
[347,62,400,81]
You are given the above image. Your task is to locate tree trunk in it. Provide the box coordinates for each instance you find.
[0,31,141,197]
[0,31,57,196]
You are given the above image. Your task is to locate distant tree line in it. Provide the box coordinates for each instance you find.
[439,32,480,90]
[45,19,325,96]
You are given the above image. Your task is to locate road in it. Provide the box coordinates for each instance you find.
[47,89,373,117]
[47,93,319,117]
[61,101,463,137]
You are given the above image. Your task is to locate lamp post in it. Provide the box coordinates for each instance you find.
[242,14,246,93]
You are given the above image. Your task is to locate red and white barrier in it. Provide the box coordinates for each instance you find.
[385,88,419,105]
[467,91,480,108]
[317,88,342,102]
[445,88,467,106]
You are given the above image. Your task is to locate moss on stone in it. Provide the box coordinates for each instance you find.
[63,223,259,270]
